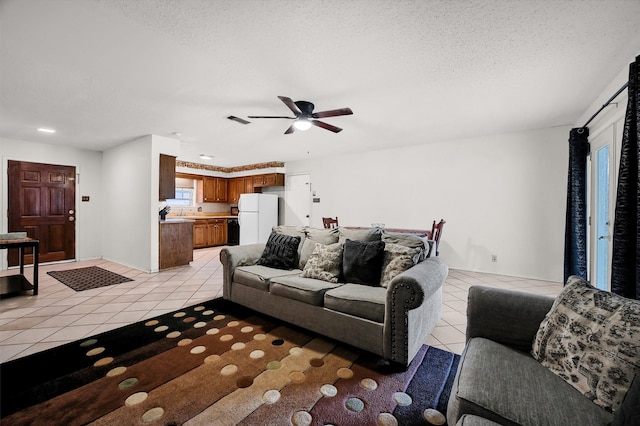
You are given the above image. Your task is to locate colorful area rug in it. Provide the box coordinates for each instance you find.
[47,266,133,291]
[0,298,460,425]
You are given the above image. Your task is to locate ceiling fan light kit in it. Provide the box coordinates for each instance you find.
[248,96,353,134]
[293,118,312,131]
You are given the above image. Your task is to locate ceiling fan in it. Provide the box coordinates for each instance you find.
[248,96,353,134]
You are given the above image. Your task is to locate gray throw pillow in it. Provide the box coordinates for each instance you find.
[256,232,301,270]
[342,239,385,286]
[382,232,427,262]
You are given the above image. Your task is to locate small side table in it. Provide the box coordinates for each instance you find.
[0,238,39,297]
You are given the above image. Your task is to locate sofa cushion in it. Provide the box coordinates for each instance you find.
[301,242,344,283]
[449,337,613,426]
[531,275,640,412]
[456,415,504,426]
[611,374,640,426]
[338,227,382,243]
[324,284,387,323]
[257,232,301,270]
[306,227,340,244]
[234,265,302,291]
[380,243,419,287]
[270,275,342,306]
[298,228,340,269]
[342,239,386,286]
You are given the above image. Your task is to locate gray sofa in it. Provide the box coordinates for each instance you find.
[220,226,448,366]
[447,285,639,426]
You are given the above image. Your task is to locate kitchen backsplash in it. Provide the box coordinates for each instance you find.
[158,203,232,216]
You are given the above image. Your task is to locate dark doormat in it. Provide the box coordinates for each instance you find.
[47,266,133,291]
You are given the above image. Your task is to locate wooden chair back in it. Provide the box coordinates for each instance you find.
[322,217,339,229]
[430,219,446,256]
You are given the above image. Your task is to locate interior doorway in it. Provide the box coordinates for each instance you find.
[7,160,76,265]
[285,173,311,227]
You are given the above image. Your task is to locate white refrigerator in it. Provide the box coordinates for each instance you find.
[238,193,278,245]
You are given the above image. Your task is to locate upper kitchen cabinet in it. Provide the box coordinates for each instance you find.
[228,178,241,204]
[159,154,176,201]
[228,176,257,203]
[199,176,228,203]
[253,173,284,188]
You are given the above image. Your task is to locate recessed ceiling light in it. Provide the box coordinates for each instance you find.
[199,154,214,160]
[37,127,56,134]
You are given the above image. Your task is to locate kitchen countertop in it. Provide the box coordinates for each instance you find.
[159,218,196,223]
[166,214,238,220]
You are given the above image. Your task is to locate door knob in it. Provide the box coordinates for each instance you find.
[69,216,75,222]
[598,235,610,240]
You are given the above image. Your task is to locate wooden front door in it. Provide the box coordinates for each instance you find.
[8,160,76,265]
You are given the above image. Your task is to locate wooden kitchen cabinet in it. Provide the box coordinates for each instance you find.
[200,177,228,203]
[228,178,241,204]
[253,173,284,188]
[193,219,227,248]
[193,220,208,248]
[159,154,176,201]
[229,176,258,203]
[159,220,193,269]
[209,219,228,246]
[243,176,255,193]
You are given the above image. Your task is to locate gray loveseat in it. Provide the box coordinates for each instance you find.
[220,225,448,366]
[447,284,639,426]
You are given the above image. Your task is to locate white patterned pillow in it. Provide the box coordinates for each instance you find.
[301,242,344,283]
[531,276,640,412]
[380,243,418,287]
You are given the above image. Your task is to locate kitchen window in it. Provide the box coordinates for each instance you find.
[167,178,196,207]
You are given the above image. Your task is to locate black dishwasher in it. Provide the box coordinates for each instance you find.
[227,219,239,245]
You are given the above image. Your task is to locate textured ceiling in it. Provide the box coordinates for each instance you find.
[1,0,640,167]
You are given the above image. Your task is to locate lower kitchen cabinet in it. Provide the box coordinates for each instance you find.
[193,219,227,248]
[159,220,194,269]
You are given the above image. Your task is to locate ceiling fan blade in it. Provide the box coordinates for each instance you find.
[278,96,301,115]
[312,107,353,118]
[312,120,343,133]
[247,115,295,119]
[226,115,251,125]
[284,124,296,134]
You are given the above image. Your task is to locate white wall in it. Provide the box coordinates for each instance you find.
[0,137,104,270]
[102,135,179,272]
[285,126,570,282]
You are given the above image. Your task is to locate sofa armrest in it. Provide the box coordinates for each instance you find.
[385,256,448,364]
[220,243,265,298]
[466,285,554,352]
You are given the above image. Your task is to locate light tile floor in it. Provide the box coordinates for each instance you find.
[0,247,563,363]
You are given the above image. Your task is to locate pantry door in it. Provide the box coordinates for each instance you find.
[7,160,76,265]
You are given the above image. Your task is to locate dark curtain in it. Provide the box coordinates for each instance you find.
[611,55,640,300]
[564,127,589,284]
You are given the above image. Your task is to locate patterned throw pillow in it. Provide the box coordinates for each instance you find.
[531,276,640,412]
[380,243,419,287]
[301,242,344,283]
[256,232,301,270]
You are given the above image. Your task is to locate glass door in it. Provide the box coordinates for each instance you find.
[589,128,615,291]
[594,145,609,290]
